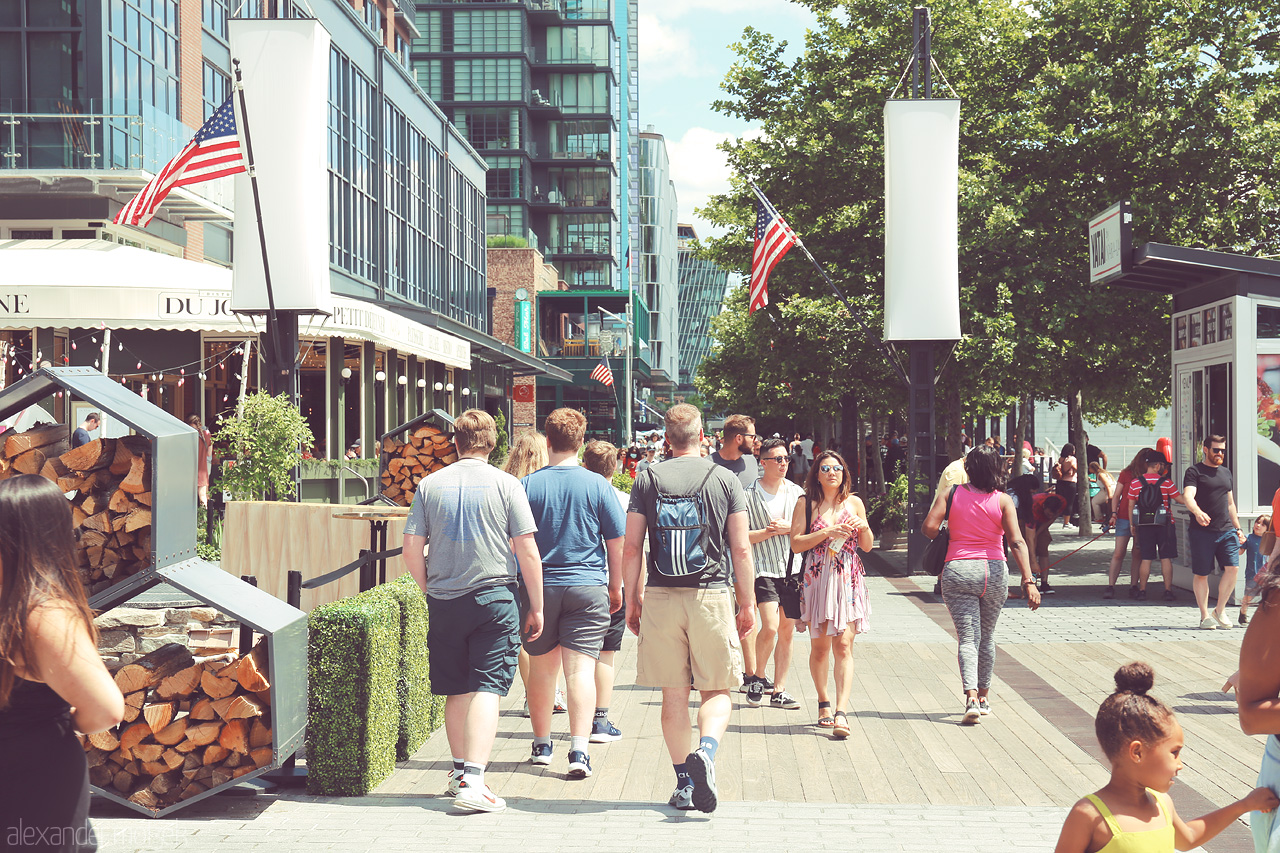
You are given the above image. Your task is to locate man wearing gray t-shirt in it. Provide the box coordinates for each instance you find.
[403,410,544,815]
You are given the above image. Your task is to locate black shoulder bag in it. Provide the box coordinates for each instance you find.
[922,485,958,577]
[779,498,812,620]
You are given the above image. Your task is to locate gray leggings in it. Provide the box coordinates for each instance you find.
[941,559,1008,692]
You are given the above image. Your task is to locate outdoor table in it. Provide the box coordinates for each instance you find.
[333,506,411,587]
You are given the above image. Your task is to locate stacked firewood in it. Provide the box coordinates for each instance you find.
[81,641,274,813]
[379,424,457,506]
[0,424,153,593]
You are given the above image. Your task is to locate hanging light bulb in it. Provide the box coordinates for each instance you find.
[71,341,76,350]
[397,375,408,385]
[180,368,185,375]
[417,378,427,388]
[178,378,184,386]
[445,382,454,392]
[118,342,123,351]
[223,394,229,402]
[375,370,387,382]
[94,360,100,368]
[434,382,443,391]
[91,336,97,343]
[341,367,352,379]
[198,372,206,380]
[35,350,41,360]
[461,387,471,396]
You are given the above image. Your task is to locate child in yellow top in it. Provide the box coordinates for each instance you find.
[1054,662,1278,853]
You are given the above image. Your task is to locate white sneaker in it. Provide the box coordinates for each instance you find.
[1200,616,1218,630]
[1213,611,1233,630]
[962,698,981,724]
[446,770,463,796]
[453,779,506,813]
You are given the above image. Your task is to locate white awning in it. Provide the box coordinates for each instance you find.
[0,240,471,369]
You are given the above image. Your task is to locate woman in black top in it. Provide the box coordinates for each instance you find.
[0,475,124,852]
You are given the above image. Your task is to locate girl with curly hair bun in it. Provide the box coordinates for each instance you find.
[1055,662,1277,852]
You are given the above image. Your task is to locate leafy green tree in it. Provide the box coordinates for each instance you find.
[491,410,511,468]
[697,0,1280,441]
[215,391,314,500]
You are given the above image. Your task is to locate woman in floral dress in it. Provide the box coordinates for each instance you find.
[789,450,873,739]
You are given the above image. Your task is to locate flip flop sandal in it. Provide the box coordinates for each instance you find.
[832,712,850,739]
[817,701,835,728]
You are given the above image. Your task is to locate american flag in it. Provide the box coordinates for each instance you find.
[590,358,614,387]
[749,199,798,313]
[114,97,246,228]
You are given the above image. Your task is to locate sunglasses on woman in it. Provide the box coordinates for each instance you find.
[820,464,844,473]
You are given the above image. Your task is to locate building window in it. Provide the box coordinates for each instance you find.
[486,204,526,238]
[544,25,610,65]
[486,155,523,199]
[426,59,523,102]
[328,48,378,285]
[452,107,522,150]
[548,72,607,114]
[202,63,230,120]
[203,0,228,41]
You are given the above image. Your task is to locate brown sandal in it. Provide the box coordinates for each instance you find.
[832,712,850,739]
[817,701,834,728]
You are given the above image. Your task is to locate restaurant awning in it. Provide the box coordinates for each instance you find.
[0,239,472,368]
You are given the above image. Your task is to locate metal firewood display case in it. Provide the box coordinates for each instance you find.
[374,407,456,506]
[0,367,306,817]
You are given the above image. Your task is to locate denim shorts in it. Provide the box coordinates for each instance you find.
[1114,518,1131,538]
[1188,526,1240,576]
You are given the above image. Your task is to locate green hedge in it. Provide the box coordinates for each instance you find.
[382,574,443,760]
[307,595,400,795]
[306,576,445,794]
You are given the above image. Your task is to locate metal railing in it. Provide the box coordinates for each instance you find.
[0,101,191,174]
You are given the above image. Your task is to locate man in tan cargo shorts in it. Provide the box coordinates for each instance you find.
[622,403,755,815]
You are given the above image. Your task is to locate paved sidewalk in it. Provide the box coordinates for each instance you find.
[87,532,1261,852]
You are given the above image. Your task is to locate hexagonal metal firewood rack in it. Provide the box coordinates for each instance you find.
[0,367,306,817]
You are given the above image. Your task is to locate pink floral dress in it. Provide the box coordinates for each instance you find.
[801,504,871,636]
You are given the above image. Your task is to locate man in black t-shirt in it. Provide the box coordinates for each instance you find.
[72,412,100,448]
[1183,434,1246,630]
[623,404,754,815]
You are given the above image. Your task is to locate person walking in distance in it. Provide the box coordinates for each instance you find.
[711,414,760,692]
[71,412,99,449]
[790,451,874,738]
[402,410,544,814]
[623,404,754,813]
[188,414,213,508]
[744,438,804,710]
[582,440,628,743]
[519,410,624,779]
[923,445,1039,724]
[1105,448,1152,600]
[1126,450,1186,602]
[1183,435,1246,630]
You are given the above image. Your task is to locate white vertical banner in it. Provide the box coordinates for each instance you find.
[883,99,961,341]
[229,19,333,314]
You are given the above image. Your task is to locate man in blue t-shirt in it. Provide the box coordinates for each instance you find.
[519,408,625,780]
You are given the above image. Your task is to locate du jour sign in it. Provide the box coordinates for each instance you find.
[1088,200,1133,285]
[159,291,233,319]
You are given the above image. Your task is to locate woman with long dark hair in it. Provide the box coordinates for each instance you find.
[923,446,1039,724]
[789,451,873,739]
[0,475,124,851]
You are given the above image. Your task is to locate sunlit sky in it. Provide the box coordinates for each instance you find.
[636,0,817,239]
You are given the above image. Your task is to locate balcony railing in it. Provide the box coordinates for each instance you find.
[0,101,192,174]
[546,236,611,255]
[527,141,612,161]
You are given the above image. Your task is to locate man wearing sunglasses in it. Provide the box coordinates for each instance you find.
[712,414,760,491]
[1183,434,1246,629]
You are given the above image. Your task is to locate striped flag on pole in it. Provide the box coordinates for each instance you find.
[590,358,614,387]
[748,197,798,314]
[114,97,246,228]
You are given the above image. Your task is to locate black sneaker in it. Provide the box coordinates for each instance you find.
[770,690,801,710]
[1163,589,1177,602]
[757,676,776,694]
[1040,582,1056,595]
[1240,612,1250,626]
[1135,588,1147,601]
[746,680,764,707]
[737,675,755,694]
[1128,586,1138,599]
[685,748,718,813]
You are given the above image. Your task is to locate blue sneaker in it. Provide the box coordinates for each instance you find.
[567,750,592,778]
[589,717,622,743]
[530,742,553,766]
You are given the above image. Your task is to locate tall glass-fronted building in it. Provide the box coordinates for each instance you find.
[638,130,678,398]
[677,223,730,395]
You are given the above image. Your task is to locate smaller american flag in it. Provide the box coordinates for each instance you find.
[590,358,614,387]
[749,199,798,314]
[114,96,246,228]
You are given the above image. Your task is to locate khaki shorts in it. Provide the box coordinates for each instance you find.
[636,586,743,691]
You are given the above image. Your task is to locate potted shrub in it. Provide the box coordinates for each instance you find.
[876,474,908,550]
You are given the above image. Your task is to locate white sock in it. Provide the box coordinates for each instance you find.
[461,763,484,786]
[570,735,589,754]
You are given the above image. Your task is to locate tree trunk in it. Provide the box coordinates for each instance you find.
[869,413,887,495]
[944,380,963,462]
[1068,389,1092,536]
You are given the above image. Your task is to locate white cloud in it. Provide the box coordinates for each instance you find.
[638,14,705,82]
[663,126,752,238]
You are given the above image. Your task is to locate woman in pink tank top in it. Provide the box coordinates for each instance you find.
[922,446,1039,725]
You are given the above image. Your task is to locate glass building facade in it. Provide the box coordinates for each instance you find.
[638,131,678,387]
[411,0,635,294]
[676,223,730,393]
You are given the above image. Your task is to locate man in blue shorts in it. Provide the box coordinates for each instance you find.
[1183,434,1246,630]
[403,409,544,813]
[520,409,625,779]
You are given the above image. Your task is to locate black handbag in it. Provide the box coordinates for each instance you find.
[779,498,812,620]
[923,485,957,577]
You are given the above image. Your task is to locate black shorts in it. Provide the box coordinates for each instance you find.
[518,584,610,658]
[754,575,788,605]
[427,584,520,696]
[1136,524,1178,562]
[602,591,626,652]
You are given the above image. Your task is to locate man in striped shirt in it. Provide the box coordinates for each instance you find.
[743,438,805,709]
